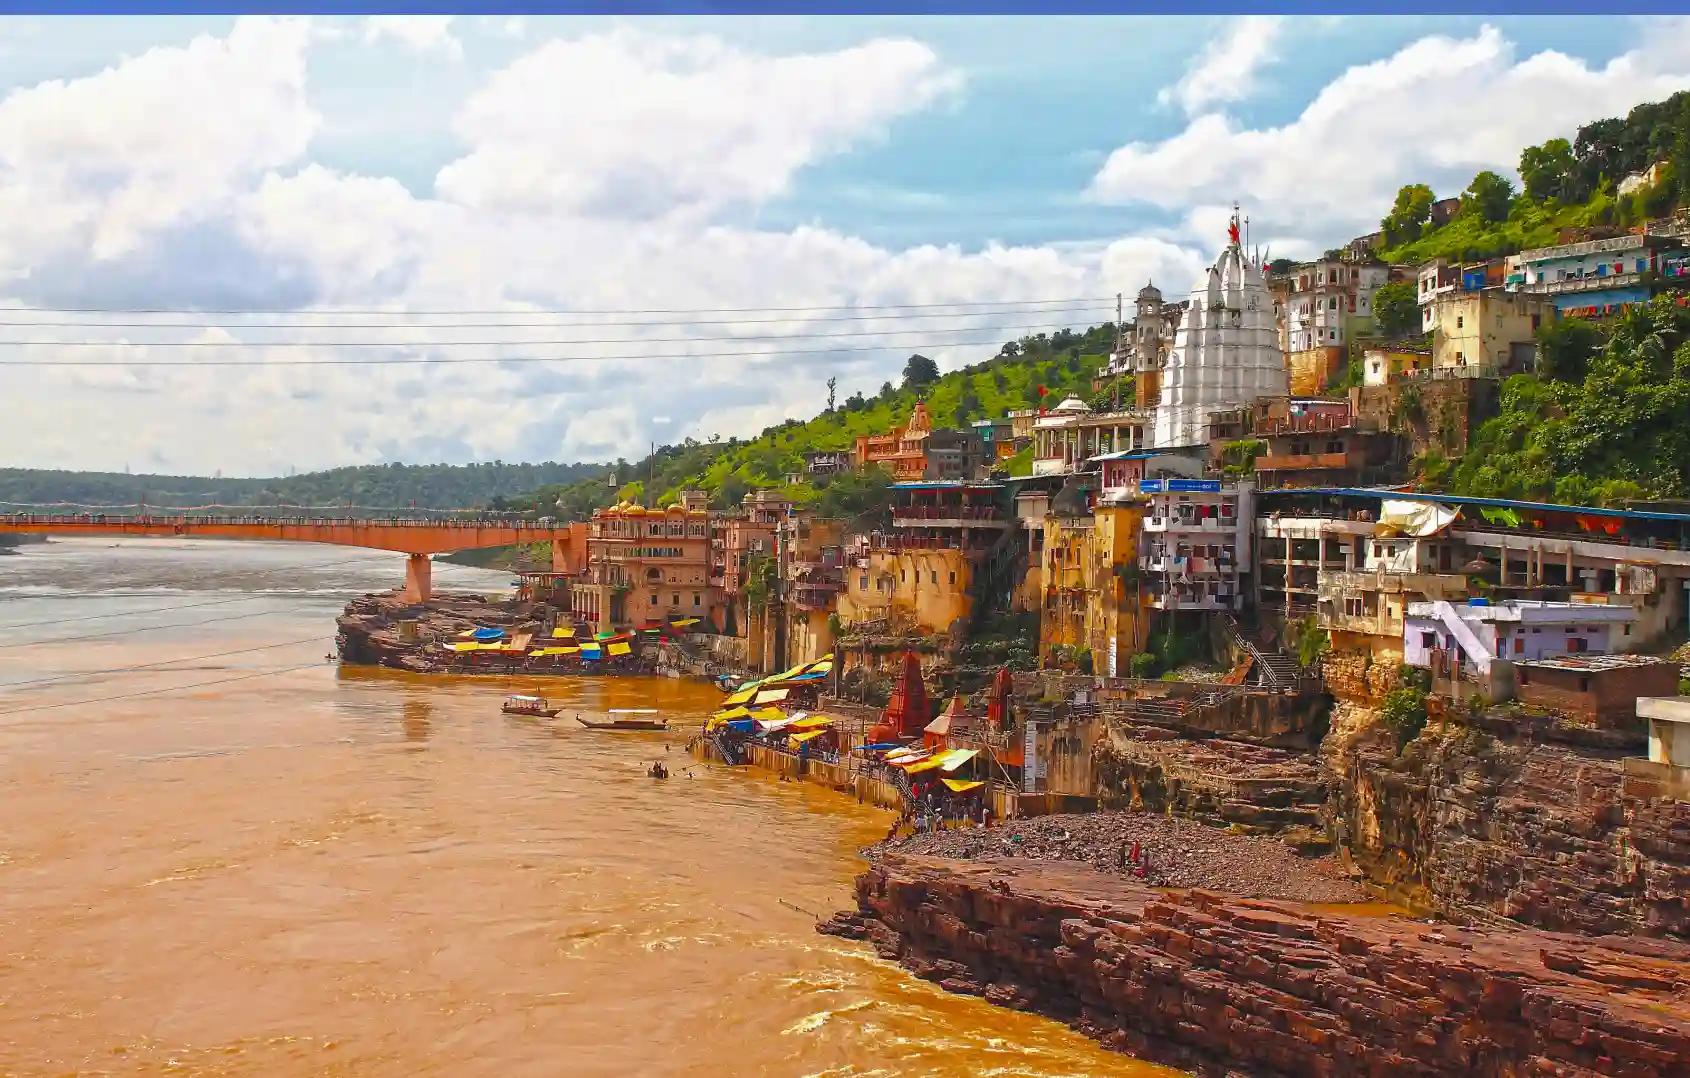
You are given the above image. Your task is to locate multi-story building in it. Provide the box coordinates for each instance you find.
[836,481,1012,635]
[1098,282,1183,409]
[782,515,846,668]
[854,399,935,480]
[1513,234,1682,317]
[1277,257,1393,352]
[1039,500,1149,676]
[1139,478,1253,612]
[970,418,1019,469]
[1416,258,1462,334]
[1252,398,1396,489]
[718,489,789,637]
[1428,289,1551,374]
[1405,599,1639,679]
[803,450,850,478]
[1031,397,1148,477]
[1360,346,1433,386]
[570,491,719,633]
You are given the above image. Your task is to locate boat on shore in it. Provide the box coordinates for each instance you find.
[575,709,669,732]
[501,694,563,718]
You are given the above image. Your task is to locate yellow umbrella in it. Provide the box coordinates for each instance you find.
[937,748,980,772]
[790,714,834,730]
[607,641,632,657]
[753,687,790,705]
[941,778,984,793]
[551,626,576,639]
[749,706,786,722]
[902,756,945,775]
[721,685,759,707]
[788,729,829,745]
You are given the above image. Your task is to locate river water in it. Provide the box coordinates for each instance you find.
[0,539,1171,1077]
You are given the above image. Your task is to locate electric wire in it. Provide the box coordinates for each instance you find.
[0,317,1100,349]
[0,296,1113,316]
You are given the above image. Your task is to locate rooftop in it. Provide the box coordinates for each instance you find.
[1514,654,1674,674]
[1263,487,1690,526]
[1407,599,1638,623]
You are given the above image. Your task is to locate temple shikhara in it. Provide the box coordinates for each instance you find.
[1152,208,1287,448]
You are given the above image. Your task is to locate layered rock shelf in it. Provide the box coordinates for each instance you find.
[336,591,535,672]
[823,854,1690,1077]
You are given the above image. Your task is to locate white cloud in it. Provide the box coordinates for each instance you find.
[1158,16,1284,116]
[435,30,960,218]
[0,16,316,261]
[1094,20,1690,247]
[363,16,462,60]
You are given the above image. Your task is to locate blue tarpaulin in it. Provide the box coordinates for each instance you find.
[579,647,603,660]
[724,719,757,733]
[855,742,901,753]
[470,627,505,641]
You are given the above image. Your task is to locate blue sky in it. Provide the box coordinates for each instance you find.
[0,14,1684,473]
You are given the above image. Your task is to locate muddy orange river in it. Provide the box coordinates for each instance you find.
[0,539,1174,1076]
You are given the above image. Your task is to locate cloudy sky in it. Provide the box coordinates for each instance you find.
[3,14,1688,475]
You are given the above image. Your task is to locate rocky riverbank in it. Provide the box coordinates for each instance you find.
[821,854,1690,1076]
[336,591,531,672]
[871,810,1367,903]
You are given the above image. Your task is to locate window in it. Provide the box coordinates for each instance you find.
[649,594,658,606]
[930,570,938,584]
[900,570,906,583]
[1531,314,1541,331]
[1568,637,1589,653]
[672,593,680,605]
[1421,631,1437,648]
[948,571,956,584]
[1578,676,1591,691]
[859,574,868,591]
[692,593,700,606]
[1456,316,1464,329]
[1514,638,1523,654]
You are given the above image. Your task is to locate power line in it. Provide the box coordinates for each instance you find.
[0,296,1112,317]
[0,660,326,717]
[0,317,1102,349]
[0,305,1113,330]
[1,635,329,690]
[0,331,1094,368]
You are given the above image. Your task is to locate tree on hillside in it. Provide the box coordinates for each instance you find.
[1537,317,1601,383]
[811,467,895,527]
[1459,171,1515,224]
[954,385,982,424]
[878,381,895,400]
[1372,281,1420,338]
[1381,183,1435,246]
[826,376,837,412]
[901,353,940,392]
[713,473,752,510]
[1520,138,1577,202]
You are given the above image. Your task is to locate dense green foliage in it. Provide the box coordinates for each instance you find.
[1371,280,1420,338]
[1447,297,1690,504]
[1380,90,1690,265]
[0,461,604,511]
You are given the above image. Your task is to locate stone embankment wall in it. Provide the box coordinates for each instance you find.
[824,854,1690,1077]
[1334,730,1690,940]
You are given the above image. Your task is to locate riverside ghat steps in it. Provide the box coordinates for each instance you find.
[822,854,1690,1077]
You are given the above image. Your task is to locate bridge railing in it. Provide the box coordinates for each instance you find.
[0,512,578,531]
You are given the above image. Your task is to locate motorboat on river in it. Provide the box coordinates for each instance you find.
[575,709,669,732]
[502,694,562,718]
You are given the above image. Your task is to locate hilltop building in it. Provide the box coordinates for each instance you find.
[1153,210,1287,449]
[570,492,719,633]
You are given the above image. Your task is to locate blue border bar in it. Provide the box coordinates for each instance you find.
[3,2,1687,14]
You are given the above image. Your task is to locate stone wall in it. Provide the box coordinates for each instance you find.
[824,855,1690,1077]
[1332,729,1690,940]
[1354,376,1499,457]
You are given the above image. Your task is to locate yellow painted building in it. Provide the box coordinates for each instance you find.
[1430,290,1550,373]
[1039,503,1148,676]
[837,546,973,636]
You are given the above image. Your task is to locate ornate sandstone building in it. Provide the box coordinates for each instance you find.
[1152,209,1287,449]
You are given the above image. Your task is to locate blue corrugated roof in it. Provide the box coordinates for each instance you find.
[1090,449,1165,461]
[1263,487,1690,525]
[890,481,1004,490]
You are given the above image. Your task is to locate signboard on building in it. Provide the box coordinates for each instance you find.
[1139,478,1222,494]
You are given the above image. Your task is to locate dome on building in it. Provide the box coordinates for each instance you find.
[1051,395,1091,414]
[666,503,686,516]
[1137,280,1162,301]
[1151,208,1287,449]
[625,504,647,516]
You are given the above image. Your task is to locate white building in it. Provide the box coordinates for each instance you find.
[1139,478,1254,612]
[1403,599,1638,677]
[1152,210,1287,448]
[1031,397,1147,477]
[1280,258,1392,351]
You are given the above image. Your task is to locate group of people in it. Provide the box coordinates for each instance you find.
[884,788,991,841]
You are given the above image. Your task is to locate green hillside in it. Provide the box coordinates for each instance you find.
[1378,90,1690,265]
[0,460,605,511]
[510,324,1120,519]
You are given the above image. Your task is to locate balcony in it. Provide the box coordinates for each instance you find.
[1520,270,1645,295]
[1144,514,1238,534]
[1257,450,1366,472]
[892,505,1008,528]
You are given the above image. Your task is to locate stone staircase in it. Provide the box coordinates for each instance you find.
[1220,615,1306,689]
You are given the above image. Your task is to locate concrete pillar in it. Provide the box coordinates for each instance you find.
[402,553,432,604]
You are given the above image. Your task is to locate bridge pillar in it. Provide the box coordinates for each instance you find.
[402,554,433,604]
